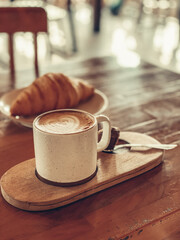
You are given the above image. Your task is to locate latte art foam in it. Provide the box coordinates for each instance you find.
[36,111,95,134]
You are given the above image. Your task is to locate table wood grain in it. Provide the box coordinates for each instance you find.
[0,55,180,240]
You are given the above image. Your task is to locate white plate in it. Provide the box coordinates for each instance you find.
[0,88,108,128]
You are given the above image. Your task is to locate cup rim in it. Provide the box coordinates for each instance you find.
[33,109,97,135]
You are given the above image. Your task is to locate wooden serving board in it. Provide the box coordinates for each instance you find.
[0,132,164,211]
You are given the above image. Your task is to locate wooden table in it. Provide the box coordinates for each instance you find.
[0,56,180,239]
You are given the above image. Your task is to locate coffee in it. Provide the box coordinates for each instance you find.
[33,109,111,185]
[35,110,95,134]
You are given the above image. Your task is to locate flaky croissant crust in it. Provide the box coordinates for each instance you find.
[10,73,94,116]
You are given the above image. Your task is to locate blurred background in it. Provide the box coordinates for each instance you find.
[1,0,180,74]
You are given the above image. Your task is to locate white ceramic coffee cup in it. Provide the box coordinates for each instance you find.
[33,109,111,186]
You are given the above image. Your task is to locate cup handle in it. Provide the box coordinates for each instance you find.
[96,115,111,152]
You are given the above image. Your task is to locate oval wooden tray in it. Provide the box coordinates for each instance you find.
[0,132,164,211]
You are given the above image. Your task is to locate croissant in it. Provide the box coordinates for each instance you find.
[10,73,94,116]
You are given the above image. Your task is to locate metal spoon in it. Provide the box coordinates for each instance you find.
[103,143,177,153]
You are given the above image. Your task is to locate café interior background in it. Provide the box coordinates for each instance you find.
[0,0,180,73]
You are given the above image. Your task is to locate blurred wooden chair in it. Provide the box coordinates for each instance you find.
[0,7,48,77]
